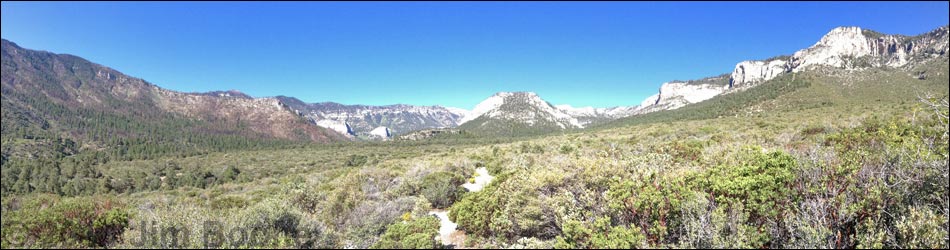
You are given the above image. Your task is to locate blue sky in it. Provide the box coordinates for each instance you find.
[2,2,947,109]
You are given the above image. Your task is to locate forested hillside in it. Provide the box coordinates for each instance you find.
[1,39,345,197]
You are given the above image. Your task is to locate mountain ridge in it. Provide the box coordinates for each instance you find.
[633,25,949,115]
[1,38,346,161]
[3,25,945,142]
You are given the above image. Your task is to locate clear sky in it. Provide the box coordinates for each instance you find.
[2,2,948,109]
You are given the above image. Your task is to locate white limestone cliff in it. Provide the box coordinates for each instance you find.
[370,126,390,138]
[730,59,790,87]
[315,119,353,137]
[635,75,731,112]
[731,26,949,84]
[791,27,875,71]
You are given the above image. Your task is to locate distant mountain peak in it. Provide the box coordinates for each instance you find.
[457,91,587,136]
[461,91,555,124]
[493,91,538,97]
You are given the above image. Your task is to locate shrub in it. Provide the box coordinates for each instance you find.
[697,147,798,223]
[558,144,575,154]
[448,171,557,242]
[343,197,416,248]
[419,171,465,208]
[655,140,706,164]
[449,185,502,237]
[345,154,369,167]
[519,142,544,154]
[210,196,248,210]
[607,173,691,245]
[553,216,645,249]
[295,217,341,249]
[800,124,827,136]
[218,166,241,182]
[371,216,440,249]
[895,207,948,249]
[1,195,130,248]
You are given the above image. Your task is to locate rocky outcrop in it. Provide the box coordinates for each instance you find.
[789,26,948,71]
[730,26,949,87]
[315,119,354,137]
[635,75,731,112]
[638,25,949,115]
[656,80,730,109]
[792,27,877,70]
[730,59,790,87]
[370,126,390,138]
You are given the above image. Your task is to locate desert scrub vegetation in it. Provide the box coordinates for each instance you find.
[3,95,946,248]
[1,66,946,248]
[371,215,440,249]
[441,94,948,248]
[1,194,130,248]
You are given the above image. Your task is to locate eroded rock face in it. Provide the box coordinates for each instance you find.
[369,126,390,138]
[657,81,730,109]
[315,119,354,137]
[635,75,731,113]
[790,26,948,71]
[792,27,877,70]
[729,26,949,87]
[730,59,790,87]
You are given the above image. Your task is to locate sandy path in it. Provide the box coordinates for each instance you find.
[428,167,494,248]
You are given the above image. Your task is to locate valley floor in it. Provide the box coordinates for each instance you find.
[2,66,948,249]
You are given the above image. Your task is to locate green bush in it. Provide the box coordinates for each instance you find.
[218,166,242,182]
[696,147,798,223]
[655,139,706,164]
[554,216,645,249]
[1,195,130,248]
[519,142,545,154]
[371,216,440,249]
[896,207,949,249]
[558,144,575,154]
[800,124,827,136]
[345,154,369,167]
[449,185,502,237]
[210,196,248,210]
[419,171,465,208]
[607,173,691,245]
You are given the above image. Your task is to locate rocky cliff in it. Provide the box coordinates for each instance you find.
[729,26,949,87]
[637,25,949,114]
[635,74,731,113]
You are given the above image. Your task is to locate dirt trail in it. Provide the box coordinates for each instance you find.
[428,167,494,248]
